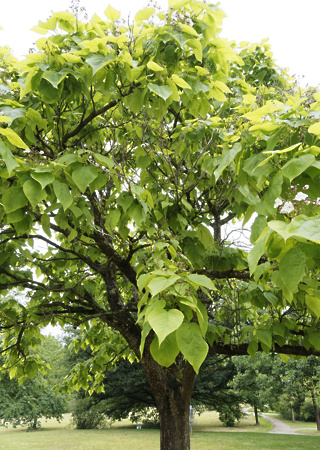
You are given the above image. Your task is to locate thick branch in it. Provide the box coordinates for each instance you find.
[209,342,320,357]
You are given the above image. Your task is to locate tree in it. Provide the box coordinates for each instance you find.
[0,351,66,429]
[278,356,320,428]
[232,354,282,425]
[1,1,320,448]
[0,334,67,429]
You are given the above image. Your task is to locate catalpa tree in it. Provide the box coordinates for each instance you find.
[1,1,320,448]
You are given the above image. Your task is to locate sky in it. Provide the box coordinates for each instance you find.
[1,0,319,87]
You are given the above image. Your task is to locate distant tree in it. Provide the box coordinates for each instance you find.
[0,369,66,429]
[278,356,320,429]
[232,354,282,425]
[37,334,72,386]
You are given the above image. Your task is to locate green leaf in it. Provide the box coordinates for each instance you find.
[150,333,180,367]
[0,140,19,175]
[269,215,320,244]
[306,295,320,318]
[279,246,306,293]
[148,83,173,101]
[31,171,54,189]
[186,274,216,290]
[196,224,214,249]
[104,209,121,234]
[179,23,199,37]
[86,54,114,75]
[117,193,134,212]
[23,179,45,209]
[2,187,28,213]
[176,323,208,374]
[247,339,258,357]
[53,180,73,210]
[147,275,180,297]
[256,329,272,349]
[42,71,66,89]
[93,153,114,169]
[282,154,315,182]
[308,332,320,350]
[148,308,184,345]
[0,116,11,123]
[248,229,272,274]
[214,143,242,180]
[72,166,99,192]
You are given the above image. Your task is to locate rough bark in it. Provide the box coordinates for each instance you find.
[141,349,196,450]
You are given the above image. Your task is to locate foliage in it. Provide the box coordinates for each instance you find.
[299,398,320,422]
[0,0,320,447]
[70,396,109,429]
[232,354,278,414]
[0,371,66,429]
[37,335,73,386]
[68,348,241,427]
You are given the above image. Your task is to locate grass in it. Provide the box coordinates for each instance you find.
[0,411,319,449]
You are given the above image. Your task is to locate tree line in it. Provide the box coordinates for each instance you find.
[2,334,320,430]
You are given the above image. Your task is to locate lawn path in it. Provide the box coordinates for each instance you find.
[261,414,317,435]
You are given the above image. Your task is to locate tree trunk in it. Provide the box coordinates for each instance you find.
[157,390,192,449]
[310,386,320,431]
[290,405,295,423]
[141,350,196,450]
[254,405,259,425]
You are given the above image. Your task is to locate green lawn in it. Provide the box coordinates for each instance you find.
[0,411,319,449]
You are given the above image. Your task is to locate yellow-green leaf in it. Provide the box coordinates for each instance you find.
[147,61,164,72]
[104,5,121,22]
[306,295,320,318]
[134,8,155,24]
[179,23,199,37]
[171,74,191,89]
[61,53,82,63]
[188,39,202,62]
[0,128,28,148]
[308,122,320,135]
[243,94,256,104]
[0,116,11,123]
[214,80,231,94]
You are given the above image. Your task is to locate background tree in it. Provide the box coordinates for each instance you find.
[1,2,320,448]
[277,356,320,428]
[232,354,282,425]
[0,333,69,429]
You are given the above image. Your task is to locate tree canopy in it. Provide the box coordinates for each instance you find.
[1,1,320,448]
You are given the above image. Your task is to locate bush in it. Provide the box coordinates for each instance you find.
[218,403,243,428]
[300,398,319,422]
[71,398,108,429]
[130,407,160,429]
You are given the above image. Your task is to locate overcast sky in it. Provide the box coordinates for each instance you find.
[1,1,319,87]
